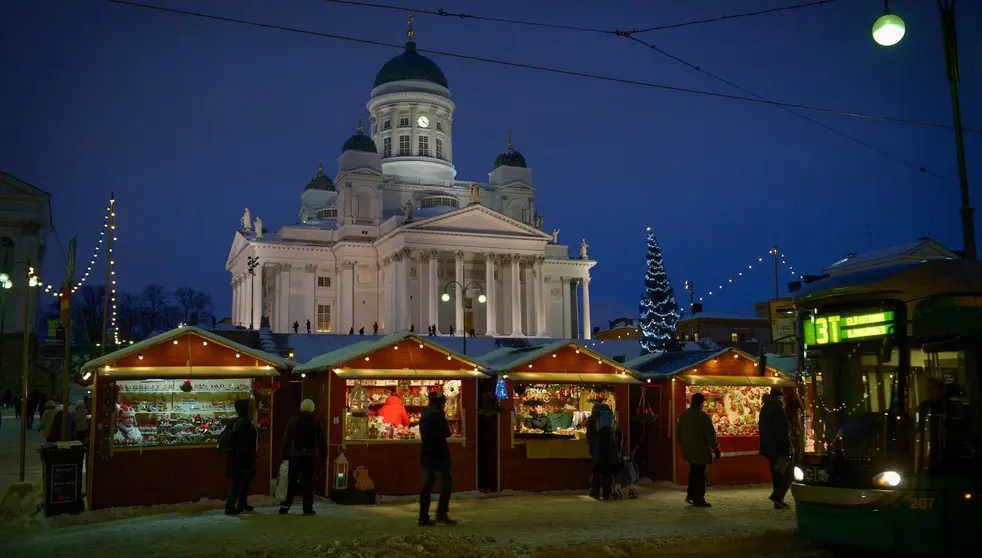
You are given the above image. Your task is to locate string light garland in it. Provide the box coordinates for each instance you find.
[684,248,801,309]
[101,0,981,134]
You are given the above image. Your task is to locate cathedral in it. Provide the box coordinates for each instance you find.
[226,21,595,339]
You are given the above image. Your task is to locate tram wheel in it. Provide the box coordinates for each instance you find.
[628,488,640,499]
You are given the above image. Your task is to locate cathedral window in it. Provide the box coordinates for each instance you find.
[315,208,337,220]
[419,196,459,209]
[383,119,391,130]
[398,135,411,156]
[317,304,331,332]
[398,117,410,128]
[436,121,443,132]
[317,276,331,288]
[418,136,430,157]
[383,137,392,157]
[435,138,443,160]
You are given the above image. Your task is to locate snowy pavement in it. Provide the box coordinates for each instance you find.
[1,483,814,557]
[0,409,44,489]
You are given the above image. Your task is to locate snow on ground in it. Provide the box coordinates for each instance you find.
[1,484,803,558]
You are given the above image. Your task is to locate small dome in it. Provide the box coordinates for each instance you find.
[494,131,527,169]
[374,41,449,89]
[342,134,378,154]
[305,159,334,191]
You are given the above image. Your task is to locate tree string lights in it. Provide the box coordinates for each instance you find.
[684,247,801,309]
[638,227,682,354]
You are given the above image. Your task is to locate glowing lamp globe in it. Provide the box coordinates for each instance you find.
[441,292,451,302]
[872,14,905,46]
[477,294,487,304]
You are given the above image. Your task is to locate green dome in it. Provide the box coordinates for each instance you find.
[494,150,527,169]
[305,161,334,191]
[374,41,449,89]
[342,133,378,154]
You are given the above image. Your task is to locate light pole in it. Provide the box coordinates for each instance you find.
[247,256,260,329]
[872,0,975,259]
[2,261,40,482]
[441,281,486,355]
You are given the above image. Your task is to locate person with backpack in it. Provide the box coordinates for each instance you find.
[586,403,623,500]
[223,398,257,515]
[677,393,721,507]
[279,399,327,516]
[418,390,456,526]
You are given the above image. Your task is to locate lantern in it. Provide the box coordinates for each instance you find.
[348,385,370,416]
[333,449,349,490]
[494,375,508,399]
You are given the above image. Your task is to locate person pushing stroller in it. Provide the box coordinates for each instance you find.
[586,402,623,500]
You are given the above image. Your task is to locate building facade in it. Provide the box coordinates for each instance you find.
[675,311,772,354]
[226,28,594,339]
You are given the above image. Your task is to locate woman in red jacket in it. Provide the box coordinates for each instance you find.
[379,394,410,427]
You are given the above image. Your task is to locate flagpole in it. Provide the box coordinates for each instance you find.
[61,236,77,438]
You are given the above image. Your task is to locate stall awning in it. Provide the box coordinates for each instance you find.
[504,372,641,385]
[333,368,489,380]
[679,374,794,387]
[99,366,280,378]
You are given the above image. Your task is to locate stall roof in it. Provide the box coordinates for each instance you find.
[294,333,486,373]
[475,340,637,377]
[79,326,294,374]
[624,347,790,379]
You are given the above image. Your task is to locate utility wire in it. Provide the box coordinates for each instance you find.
[624,35,947,180]
[320,0,840,35]
[103,0,980,134]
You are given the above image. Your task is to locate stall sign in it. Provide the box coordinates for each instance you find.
[803,310,895,346]
[50,464,78,503]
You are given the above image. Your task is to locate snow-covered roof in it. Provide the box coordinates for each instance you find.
[293,333,483,373]
[823,238,956,273]
[623,347,789,379]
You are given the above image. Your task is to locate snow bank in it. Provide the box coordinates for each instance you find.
[0,482,42,529]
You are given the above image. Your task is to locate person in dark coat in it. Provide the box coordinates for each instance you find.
[279,398,327,516]
[26,390,41,428]
[523,402,553,432]
[758,388,793,509]
[225,399,257,515]
[418,391,456,526]
[677,393,720,507]
[586,403,623,500]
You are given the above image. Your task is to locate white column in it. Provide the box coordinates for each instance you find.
[523,257,535,335]
[484,253,496,336]
[380,258,390,331]
[582,276,592,340]
[331,265,340,334]
[418,251,427,333]
[251,270,262,330]
[341,261,355,333]
[511,255,524,336]
[535,259,548,336]
[399,248,411,331]
[560,276,572,339]
[454,251,464,334]
[428,250,439,333]
[278,264,291,333]
[231,279,239,326]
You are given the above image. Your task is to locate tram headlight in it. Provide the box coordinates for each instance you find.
[793,466,804,482]
[873,471,902,488]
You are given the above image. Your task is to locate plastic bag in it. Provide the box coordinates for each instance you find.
[275,461,290,503]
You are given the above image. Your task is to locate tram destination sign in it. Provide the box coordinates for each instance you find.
[803,309,895,346]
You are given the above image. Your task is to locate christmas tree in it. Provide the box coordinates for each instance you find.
[638,228,682,354]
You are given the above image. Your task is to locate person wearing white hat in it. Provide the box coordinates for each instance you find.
[279,398,326,516]
[114,403,143,444]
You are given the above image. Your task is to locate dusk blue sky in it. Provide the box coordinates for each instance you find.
[3,0,980,325]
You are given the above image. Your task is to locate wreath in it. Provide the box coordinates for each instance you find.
[478,392,509,416]
[253,380,281,397]
[180,380,193,393]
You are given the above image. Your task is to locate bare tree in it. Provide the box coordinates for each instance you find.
[175,287,213,324]
[72,285,106,345]
[141,284,169,332]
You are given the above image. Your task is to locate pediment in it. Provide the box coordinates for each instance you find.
[493,182,534,192]
[226,232,250,270]
[0,171,50,198]
[401,204,550,239]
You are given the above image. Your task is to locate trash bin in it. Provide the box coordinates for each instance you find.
[39,441,85,517]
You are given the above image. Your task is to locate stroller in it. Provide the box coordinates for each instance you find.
[611,447,641,500]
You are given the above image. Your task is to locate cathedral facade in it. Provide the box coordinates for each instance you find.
[226,26,594,339]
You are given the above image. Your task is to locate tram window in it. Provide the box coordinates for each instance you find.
[911,349,975,475]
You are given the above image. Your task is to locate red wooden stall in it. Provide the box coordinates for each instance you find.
[626,348,794,487]
[79,327,291,510]
[477,341,642,493]
[293,333,486,498]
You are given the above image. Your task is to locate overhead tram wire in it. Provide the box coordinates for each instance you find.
[102,0,980,134]
[622,35,950,181]
[320,0,952,179]
[320,0,840,35]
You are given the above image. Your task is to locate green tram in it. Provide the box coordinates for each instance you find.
[790,259,981,554]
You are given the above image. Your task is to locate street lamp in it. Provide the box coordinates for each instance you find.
[247,256,260,329]
[872,0,975,259]
[441,281,486,355]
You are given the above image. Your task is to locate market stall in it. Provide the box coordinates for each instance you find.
[476,341,642,493]
[625,348,794,486]
[79,326,292,510]
[293,333,487,499]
